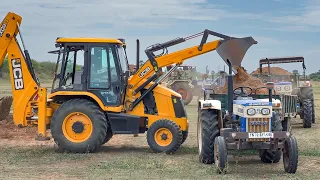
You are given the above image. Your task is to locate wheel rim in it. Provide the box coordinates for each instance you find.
[62,112,93,143]
[154,128,173,147]
[177,88,187,99]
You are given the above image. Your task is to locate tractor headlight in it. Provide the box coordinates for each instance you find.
[261,108,270,115]
[247,108,256,116]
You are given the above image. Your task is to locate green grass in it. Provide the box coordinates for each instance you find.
[1,80,320,179]
[1,146,320,180]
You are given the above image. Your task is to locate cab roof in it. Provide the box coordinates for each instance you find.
[56,37,123,44]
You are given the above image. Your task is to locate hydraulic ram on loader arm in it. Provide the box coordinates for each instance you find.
[126,30,257,110]
[0,12,48,140]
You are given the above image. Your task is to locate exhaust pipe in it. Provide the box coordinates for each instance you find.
[136,39,140,73]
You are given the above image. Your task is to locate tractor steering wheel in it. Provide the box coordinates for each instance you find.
[233,86,253,97]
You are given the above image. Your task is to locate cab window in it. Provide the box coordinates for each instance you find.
[89,46,119,89]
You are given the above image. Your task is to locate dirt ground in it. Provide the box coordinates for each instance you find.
[1,81,320,179]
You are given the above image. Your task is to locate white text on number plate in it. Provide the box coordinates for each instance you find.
[248,132,274,138]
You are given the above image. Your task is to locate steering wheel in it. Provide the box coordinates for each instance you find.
[233,86,253,97]
[62,72,73,86]
[254,86,277,95]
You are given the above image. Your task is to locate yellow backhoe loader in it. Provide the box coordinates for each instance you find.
[0,12,257,153]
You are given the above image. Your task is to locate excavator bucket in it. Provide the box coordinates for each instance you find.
[0,96,13,121]
[216,37,257,72]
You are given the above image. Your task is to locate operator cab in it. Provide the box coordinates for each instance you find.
[48,37,130,106]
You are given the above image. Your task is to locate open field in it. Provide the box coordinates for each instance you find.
[1,79,320,179]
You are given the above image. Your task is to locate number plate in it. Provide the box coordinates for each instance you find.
[248,132,274,138]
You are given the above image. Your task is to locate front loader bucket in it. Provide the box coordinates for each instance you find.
[216,37,257,72]
[0,96,13,121]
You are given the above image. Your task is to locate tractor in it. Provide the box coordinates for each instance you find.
[256,57,315,128]
[165,65,198,105]
[197,60,298,174]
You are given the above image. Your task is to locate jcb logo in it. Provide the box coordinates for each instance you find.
[139,66,151,78]
[11,59,24,90]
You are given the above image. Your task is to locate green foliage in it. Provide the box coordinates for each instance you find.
[309,70,320,81]
[0,57,57,79]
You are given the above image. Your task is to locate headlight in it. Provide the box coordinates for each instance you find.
[247,108,256,116]
[261,108,270,115]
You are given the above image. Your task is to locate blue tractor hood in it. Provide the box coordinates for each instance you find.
[233,99,272,106]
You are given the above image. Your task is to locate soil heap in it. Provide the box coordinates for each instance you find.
[251,67,292,75]
[216,66,269,94]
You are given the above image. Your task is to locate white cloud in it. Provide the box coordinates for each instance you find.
[268,0,320,32]
[0,0,319,73]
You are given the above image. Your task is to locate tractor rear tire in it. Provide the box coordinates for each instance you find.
[311,99,315,124]
[282,117,292,133]
[0,96,13,121]
[302,99,312,128]
[283,136,298,173]
[181,130,188,145]
[147,119,183,154]
[300,87,314,100]
[51,99,107,153]
[272,112,283,131]
[259,149,282,163]
[172,82,193,105]
[198,109,220,164]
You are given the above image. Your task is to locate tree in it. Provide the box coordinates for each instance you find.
[0,57,9,78]
[309,70,320,81]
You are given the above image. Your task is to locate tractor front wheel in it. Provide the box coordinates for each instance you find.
[214,136,228,174]
[302,99,312,128]
[283,136,298,173]
[147,119,183,154]
[51,99,107,153]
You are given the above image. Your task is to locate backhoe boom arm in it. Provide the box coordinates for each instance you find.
[0,12,44,133]
[127,29,257,110]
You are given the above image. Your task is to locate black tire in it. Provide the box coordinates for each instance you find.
[197,109,220,164]
[147,119,183,154]
[272,112,283,131]
[181,130,188,145]
[214,136,228,174]
[259,149,282,163]
[102,125,113,145]
[311,99,315,124]
[51,99,107,153]
[283,136,298,173]
[282,117,292,133]
[300,87,313,100]
[0,96,13,121]
[172,82,193,105]
[302,99,312,128]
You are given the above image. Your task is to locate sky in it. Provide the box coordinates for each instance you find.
[1,0,319,74]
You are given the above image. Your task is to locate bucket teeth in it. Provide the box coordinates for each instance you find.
[0,96,13,121]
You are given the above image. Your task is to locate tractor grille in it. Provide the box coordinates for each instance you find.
[247,118,271,142]
[280,94,298,117]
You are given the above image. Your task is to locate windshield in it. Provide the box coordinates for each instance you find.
[117,45,128,73]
